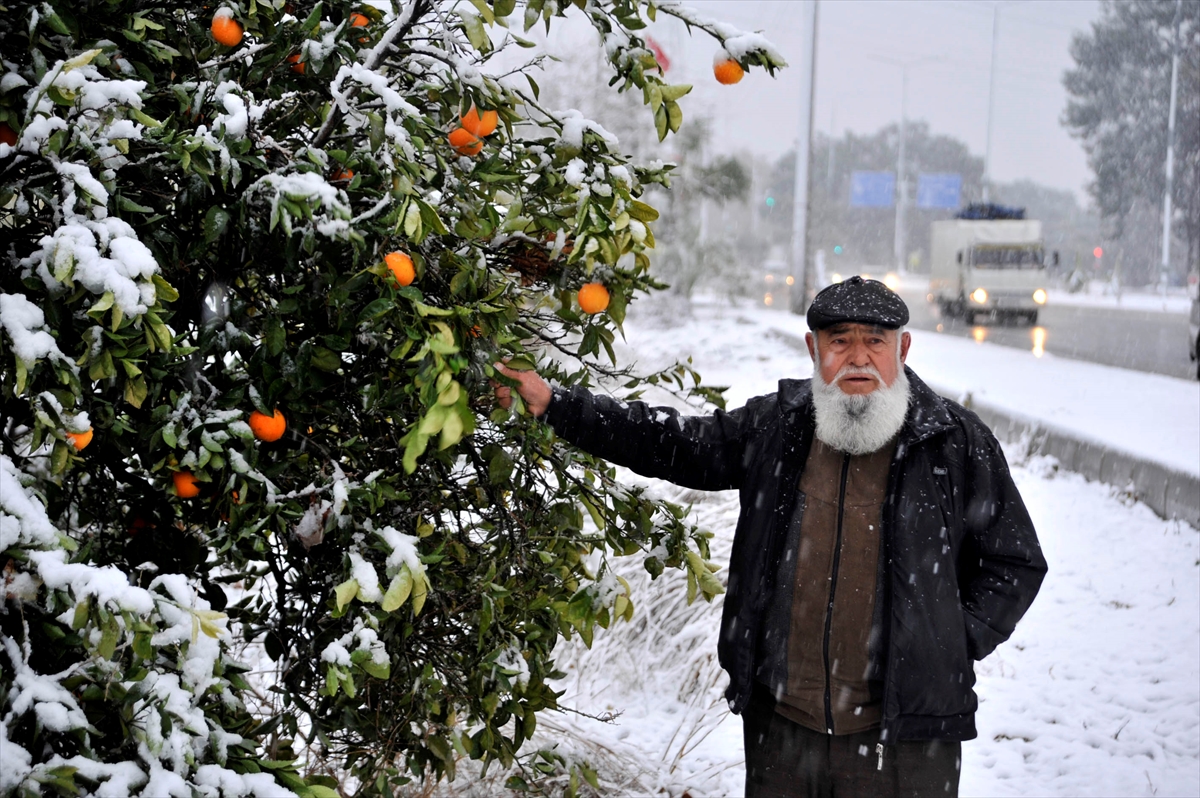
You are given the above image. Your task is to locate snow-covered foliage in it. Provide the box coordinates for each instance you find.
[0,1,780,795]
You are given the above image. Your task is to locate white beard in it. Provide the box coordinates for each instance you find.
[810,355,911,456]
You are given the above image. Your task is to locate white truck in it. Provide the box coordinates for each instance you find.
[929,217,1055,325]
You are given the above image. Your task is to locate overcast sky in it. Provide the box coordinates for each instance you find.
[642,0,1101,201]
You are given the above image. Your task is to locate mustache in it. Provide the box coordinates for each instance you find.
[832,363,883,382]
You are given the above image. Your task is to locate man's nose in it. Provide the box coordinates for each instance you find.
[847,341,871,365]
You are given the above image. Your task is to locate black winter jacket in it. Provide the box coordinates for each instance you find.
[544,367,1047,743]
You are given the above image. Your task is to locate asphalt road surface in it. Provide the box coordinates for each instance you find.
[895,287,1198,381]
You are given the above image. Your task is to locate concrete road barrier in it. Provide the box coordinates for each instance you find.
[947,391,1200,529]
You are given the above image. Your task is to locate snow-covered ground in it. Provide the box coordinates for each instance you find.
[544,296,1200,798]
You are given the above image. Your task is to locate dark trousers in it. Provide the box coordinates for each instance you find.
[743,687,961,798]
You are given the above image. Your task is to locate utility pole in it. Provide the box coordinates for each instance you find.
[790,0,818,315]
[1160,0,1182,287]
[870,55,939,275]
[982,3,1003,203]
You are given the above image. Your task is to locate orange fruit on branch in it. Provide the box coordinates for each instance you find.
[331,166,355,182]
[461,106,498,138]
[577,282,610,315]
[385,251,416,286]
[66,427,94,451]
[713,52,744,85]
[173,470,201,499]
[248,409,287,442]
[211,10,244,47]
[448,127,483,156]
[286,54,305,74]
[350,12,370,27]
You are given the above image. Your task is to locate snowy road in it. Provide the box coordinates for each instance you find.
[544,296,1200,798]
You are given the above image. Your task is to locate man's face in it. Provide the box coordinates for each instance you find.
[805,323,911,395]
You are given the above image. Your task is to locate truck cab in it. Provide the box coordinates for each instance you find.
[930,207,1053,326]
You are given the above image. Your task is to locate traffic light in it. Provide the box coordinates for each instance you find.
[833,245,843,255]
[765,196,776,208]
[1093,246,1103,258]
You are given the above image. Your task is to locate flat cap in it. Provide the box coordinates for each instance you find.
[806,275,909,330]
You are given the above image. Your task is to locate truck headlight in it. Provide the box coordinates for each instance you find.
[971,288,988,304]
[1033,288,1047,305]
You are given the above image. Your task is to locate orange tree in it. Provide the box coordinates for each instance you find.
[0,2,784,794]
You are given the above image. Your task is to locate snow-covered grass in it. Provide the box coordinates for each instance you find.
[531,296,1199,797]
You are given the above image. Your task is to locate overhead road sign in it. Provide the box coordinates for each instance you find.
[917,173,962,209]
[850,171,895,208]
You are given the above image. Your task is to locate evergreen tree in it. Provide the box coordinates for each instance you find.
[0,2,783,794]
[1063,0,1200,280]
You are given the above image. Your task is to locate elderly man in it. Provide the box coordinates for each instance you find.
[495,276,1046,797]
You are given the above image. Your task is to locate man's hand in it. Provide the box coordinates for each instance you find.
[492,362,552,417]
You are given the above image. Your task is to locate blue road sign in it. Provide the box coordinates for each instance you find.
[850,171,895,207]
[917,173,962,209]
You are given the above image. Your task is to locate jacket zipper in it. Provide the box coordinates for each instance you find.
[822,453,851,733]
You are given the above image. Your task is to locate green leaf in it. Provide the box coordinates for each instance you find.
[659,83,692,102]
[203,206,230,244]
[381,568,413,612]
[152,274,179,303]
[306,787,341,798]
[124,375,148,408]
[310,347,342,372]
[411,574,428,616]
[666,100,683,134]
[90,291,115,314]
[459,10,491,52]
[654,104,667,141]
[334,579,360,612]
[628,200,660,222]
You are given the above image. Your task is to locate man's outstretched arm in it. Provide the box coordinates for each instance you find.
[492,363,755,492]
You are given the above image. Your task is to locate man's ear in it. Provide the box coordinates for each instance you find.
[805,332,817,361]
[899,331,912,364]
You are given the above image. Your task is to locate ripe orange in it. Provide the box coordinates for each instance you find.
[385,251,415,286]
[211,11,244,47]
[577,283,610,314]
[350,12,369,26]
[286,53,305,74]
[448,127,483,156]
[0,123,16,147]
[461,106,498,138]
[331,167,355,182]
[66,428,94,451]
[248,409,287,442]
[713,57,744,85]
[174,470,201,499]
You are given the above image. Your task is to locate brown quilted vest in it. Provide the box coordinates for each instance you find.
[774,436,895,735]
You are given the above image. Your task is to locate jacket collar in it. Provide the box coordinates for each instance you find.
[777,366,956,446]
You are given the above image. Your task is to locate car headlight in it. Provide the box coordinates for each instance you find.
[1033,288,1047,305]
[971,288,988,304]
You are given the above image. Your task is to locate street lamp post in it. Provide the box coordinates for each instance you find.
[1160,0,1182,287]
[983,4,1001,203]
[789,0,819,314]
[870,55,940,275]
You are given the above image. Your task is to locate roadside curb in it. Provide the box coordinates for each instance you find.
[764,326,1200,528]
[942,390,1200,529]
